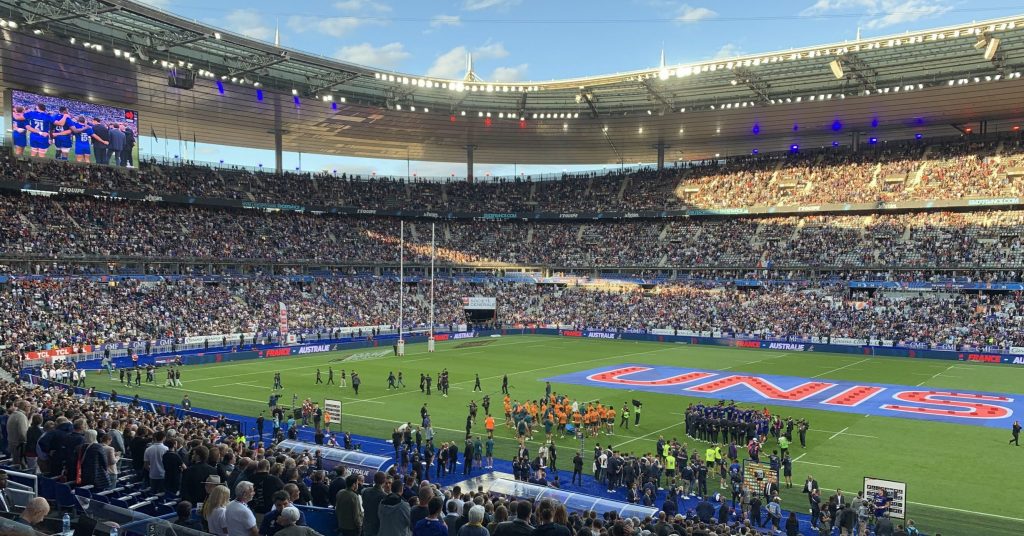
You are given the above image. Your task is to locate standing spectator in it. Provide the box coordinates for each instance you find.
[378,477,410,536]
[276,507,323,536]
[785,511,800,536]
[202,484,231,536]
[362,472,388,536]
[227,481,259,536]
[6,401,28,467]
[530,500,568,536]
[335,475,363,536]
[413,497,448,536]
[143,431,168,494]
[491,501,533,536]
[162,438,186,499]
[458,505,490,536]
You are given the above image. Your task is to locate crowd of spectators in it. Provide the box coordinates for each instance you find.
[7,192,1024,269]
[3,276,1023,357]
[4,134,1024,212]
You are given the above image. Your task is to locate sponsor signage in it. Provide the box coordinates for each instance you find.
[25,345,92,360]
[963,353,1001,363]
[586,332,617,339]
[762,342,807,351]
[560,330,584,337]
[863,477,907,520]
[735,340,760,349]
[297,344,333,354]
[462,296,497,310]
[549,364,1021,428]
[264,348,290,358]
[451,331,477,340]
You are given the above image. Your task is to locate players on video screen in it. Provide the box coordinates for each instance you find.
[11,93,138,168]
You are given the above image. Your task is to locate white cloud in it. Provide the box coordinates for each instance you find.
[334,0,392,11]
[801,0,951,30]
[426,42,511,79]
[223,9,273,41]
[490,64,528,82]
[463,0,521,11]
[430,15,462,28]
[864,0,951,29]
[677,5,716,22]
[426,46,470,79]
[712,43,743,59]
[287,15,374,37]
[334,42,410,68]
[474,42,509,60]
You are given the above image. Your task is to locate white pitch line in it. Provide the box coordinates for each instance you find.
[828,427,849,441]
[810,429,878,439]
[793,460,841,468]
[810,358,871,378]
[916,364,955,386]
[792,453,806,462]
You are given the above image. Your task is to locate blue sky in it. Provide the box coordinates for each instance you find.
[131,0,1022,176]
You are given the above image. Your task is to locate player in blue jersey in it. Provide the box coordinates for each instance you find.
[873,489,892,519]
[51,106,75,161]
[71,115,107,163]
[11,106,28,157]
[23,103,53,158]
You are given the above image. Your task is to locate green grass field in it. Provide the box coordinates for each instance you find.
[83,335,1024,535]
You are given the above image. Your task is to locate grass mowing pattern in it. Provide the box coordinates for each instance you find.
[84,335,1024,535]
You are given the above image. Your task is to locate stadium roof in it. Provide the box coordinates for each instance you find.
[2,0,1024,165]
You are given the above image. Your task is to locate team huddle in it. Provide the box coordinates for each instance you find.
[12,102,136,165]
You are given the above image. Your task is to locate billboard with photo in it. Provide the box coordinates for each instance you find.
[8,89,140,167]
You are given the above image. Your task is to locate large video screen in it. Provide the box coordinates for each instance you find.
[9,89,140,167]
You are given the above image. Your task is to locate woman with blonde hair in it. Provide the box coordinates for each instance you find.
[202,484,231,535]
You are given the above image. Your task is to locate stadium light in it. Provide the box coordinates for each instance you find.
[214,32,222,39]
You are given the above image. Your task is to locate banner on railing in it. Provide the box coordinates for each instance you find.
[24,345,93,361]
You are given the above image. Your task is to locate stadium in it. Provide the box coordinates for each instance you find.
[0,1,1022,536]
